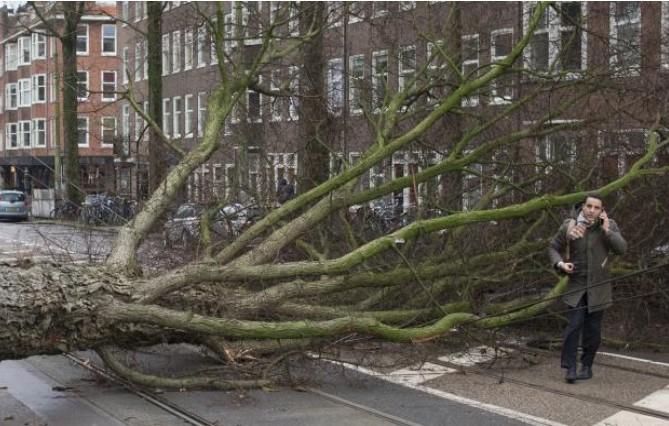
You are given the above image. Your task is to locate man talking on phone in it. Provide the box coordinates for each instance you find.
[548,193,627,383]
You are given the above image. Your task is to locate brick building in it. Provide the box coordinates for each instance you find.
[116,1,669,209]
[0,2,118,194]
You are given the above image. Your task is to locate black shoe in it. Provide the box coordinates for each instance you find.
[577,365,592,380]
[565,367,577,384]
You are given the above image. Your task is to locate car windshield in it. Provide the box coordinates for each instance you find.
[0,192,25,202]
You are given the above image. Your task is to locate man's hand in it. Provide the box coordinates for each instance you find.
[568,223,587,240]
[558,261,575,274]
[600,210,610,233]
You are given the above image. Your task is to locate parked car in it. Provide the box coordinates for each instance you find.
[163,203,203,248]
[0,190,29,221]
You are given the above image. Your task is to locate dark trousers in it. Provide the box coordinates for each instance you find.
[561,294,604,369]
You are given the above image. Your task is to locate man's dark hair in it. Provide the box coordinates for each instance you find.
[584,192,604,205]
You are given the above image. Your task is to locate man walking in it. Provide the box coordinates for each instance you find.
[548,194,627,383]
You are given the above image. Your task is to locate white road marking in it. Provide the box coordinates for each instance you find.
[593,385,669,425]
[438,345,511,366]
[384,363,457,385]
[319,358,567,426]
[599,352,669,368]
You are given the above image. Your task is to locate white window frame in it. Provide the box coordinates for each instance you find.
[6,123,18,149]
[122,46,129,84]
[461,34,479,107]
[5,43,17,71]
[77,116,89,147]
[18,78,31,107]
[162,98,171,136]
[184,29,193,70]
[77,70,89,101]
[122,104,130,149]
[172,96,182,138]
[327,58,344,115]
[121,1,129,26]
[398,45,415,93]
[101,24,117,55]
[490,28,514,105]
[288,66,299,121]
[270,69,282,121]
[184,94,194,138]
[18,36,30,66]
[172,30,181,73]
[31,74,46,104]
[134,109,143,142]
[349,54,365,115]
[101,116,116,148]
[134,1,143,23]
[162,33,170,76]
[134,41,142,82]
[143,40,148,79]
[102,71,117,101]
[597,128,651,177]
[609,2,641,76]
[196,25,206,68]
[197,92,207,137]
[32,118,46,147]
[19,120,31,148]
[211,17,219,64]
[6,83,17,110]
[372,50,388,111]
[31,33,46,60]
[76,24,89,55]
[522,2,588,75]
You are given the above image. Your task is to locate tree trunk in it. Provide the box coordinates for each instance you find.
[61,2,84,205]
[147,2,167,194]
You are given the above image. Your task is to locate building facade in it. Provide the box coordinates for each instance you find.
[116,1,668,210]
[0,2,118,194]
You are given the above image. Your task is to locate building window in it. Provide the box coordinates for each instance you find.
[143,40,148,79]
[19,121,31,147]
[223,13,235,55]
[197,25,206,67]
[5,43,17,71]
[373,2,388,17]
[101,117,116,147]
[184,94,194,137]
[122,46,129,83]
[490,29,514,104]
[18,78,31,107]
[134,1,143,22]
[121,104,130,155]
[248,83,262,122]
[77,71,89,100]
[372,50,388,111]
[211,17,219,64]
[162,98,171,136]
[102,24,116,55]
[32,119,46,147]
[288,66,299,120]
[102,71,116,101]
[426,41,446,107]
[462,162,482,211]
[18,37,30,65]
[135,41,142,82]
[610,1,640,74]
[270,70,282,121]
[77,116,89,146]
[349,54,365,114]
[184,29,193,70]
[76,24,89,55]
[400,1,415,11]
[197,92,207,137]
[142,101,149,141]
[135,109,143,142]
[523,2,586,73]
[162,33,170,75]
[173,96,182,137]
[662,3,669,69]
[32,74,46,103]
[6,83,17,109]
[32,33,46,59]
[327,58,344,114]
[121,1,129,25]
[398,45,416,108]
[172,30,181,73]
[6,123,18,149]
[461,34,479,107]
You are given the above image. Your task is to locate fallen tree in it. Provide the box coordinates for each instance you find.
[3,2,668,389]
